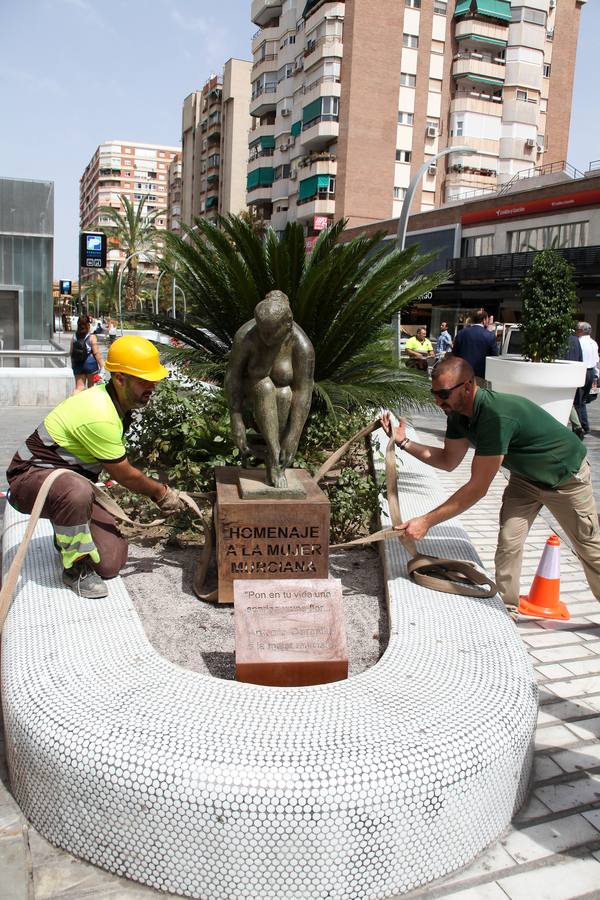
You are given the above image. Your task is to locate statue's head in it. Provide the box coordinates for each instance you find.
[254,291,293,347]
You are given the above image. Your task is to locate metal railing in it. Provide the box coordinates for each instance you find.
[497,160,584,195]
[0,349,70,368]
[450,244,600,282]
[589,160,600,172]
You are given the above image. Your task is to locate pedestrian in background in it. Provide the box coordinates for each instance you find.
[405,327,435,371]
[452,308,498,387]
[435,321,453,359]
[575,321,599,435]
[70,315,103,393]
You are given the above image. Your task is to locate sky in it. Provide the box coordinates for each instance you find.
[1,0,599,280]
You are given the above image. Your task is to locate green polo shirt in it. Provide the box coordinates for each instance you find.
[44,383,127,464]
[446,388,586,488]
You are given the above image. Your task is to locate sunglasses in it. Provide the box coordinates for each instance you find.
[430,380,468,400]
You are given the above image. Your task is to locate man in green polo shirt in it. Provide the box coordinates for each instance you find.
[382,356,600,609]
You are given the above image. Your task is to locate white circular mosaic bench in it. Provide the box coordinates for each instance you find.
[1,428,537,899]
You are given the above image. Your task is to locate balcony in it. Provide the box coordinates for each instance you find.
[251,25,280,53]
[246,183,274,205]
[451,93,503,115]
[301,119,339,151]
[252,53,278,79]
[250,82,277,118]
[295,152,337,178]
[455,18,508,45]
[251,0,282,26]
[453,53,505,87]
[303,35,343,69]
[295,194,336,222]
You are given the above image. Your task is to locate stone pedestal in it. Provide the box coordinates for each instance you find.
[215,467,330,605]
[234,578,348,687]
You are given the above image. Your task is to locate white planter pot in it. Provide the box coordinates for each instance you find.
[485,357,586,425]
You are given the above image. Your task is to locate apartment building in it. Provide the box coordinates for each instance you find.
[167,154,183,236]
[247,0,585,240]
[79,140,180,276]
[181,58,252,227]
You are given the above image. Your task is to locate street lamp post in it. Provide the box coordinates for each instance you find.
[154,269,167,314]
[395,144,477,359]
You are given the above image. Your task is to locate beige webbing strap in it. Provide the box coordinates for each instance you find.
[326,420,497,600]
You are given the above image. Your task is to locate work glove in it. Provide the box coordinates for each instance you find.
[155,485,188,516]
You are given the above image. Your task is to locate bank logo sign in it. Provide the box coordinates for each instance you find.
[80,232,107,269]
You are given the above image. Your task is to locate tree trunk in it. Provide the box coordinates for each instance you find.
[124,268,136,312]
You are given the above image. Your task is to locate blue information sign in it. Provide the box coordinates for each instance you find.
[79,232,107,269]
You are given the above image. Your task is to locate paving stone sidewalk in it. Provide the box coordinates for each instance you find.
[3,401,600,898]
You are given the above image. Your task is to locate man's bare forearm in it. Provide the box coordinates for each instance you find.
[401,439,455,471]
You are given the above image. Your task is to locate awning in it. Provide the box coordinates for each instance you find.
[249,134,275,149]
[475,0,511,21]
[454,0,472,16]
[291,120,302,138]
[205,196,218,210]
[207,173,219,184]
[302,98,323,126]
[247,167,274,191]
[456,32,508,46]
[302,0,321,18]
[298,174,330,202]
[459,72,505,85]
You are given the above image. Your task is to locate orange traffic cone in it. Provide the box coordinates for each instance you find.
[518,535,570,620]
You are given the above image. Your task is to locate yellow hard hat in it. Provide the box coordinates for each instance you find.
[105,335,169,381]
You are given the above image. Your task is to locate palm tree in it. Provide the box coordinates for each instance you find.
[99,194,165,311]
[145,216,447,412]
[89,264,120,317]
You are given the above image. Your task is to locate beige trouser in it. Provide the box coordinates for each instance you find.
[495,460,600,606]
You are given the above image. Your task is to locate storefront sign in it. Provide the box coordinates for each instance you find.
[313,215,329,231]
[461,188,600,227]
[305,235,319,253]
[59,280,72,295]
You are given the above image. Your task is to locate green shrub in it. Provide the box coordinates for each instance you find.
[520,248,578,362]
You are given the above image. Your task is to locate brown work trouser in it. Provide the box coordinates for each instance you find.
[495,460,600,606]
[8,467,128,578]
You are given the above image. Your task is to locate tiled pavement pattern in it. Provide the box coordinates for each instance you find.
[2,400,600,899]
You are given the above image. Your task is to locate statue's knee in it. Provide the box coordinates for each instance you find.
[254,377,276,400]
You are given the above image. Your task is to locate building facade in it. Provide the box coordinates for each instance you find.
[247,0,586,239]
[181,58,252,227]
[342,165,600,335]
[79,140,180,276]
[0,177,54,349]
[167,154,183,236]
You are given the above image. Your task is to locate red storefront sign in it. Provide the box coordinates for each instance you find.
[313,215,330,231]
[461,188,600,226]
[305,235,319,253]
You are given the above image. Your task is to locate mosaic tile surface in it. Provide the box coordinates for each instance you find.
[1,428,537,899]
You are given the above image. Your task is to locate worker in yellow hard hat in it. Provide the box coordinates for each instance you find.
[7,335,187,599]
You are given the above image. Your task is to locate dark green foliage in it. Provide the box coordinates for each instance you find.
[520,248,578,363]
[140,215,445,412]
[127,380,239,492]
[126,379,381,542]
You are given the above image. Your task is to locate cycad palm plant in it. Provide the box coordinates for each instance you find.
[99,194,165,311]
[146,215,447,412]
